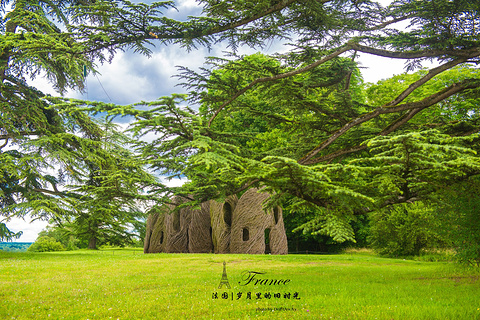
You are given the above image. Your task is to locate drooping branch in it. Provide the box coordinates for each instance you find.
[79,0,306,54]
[232,178,260,194]
[379,108,424,136]
[198,0,306,36]
[32,188,66,198]
[311,145,368,165]
[299,57,478,164]
[0,138,8,149]
[366,15,413,31]
[0,131,41,140]
[304,108,424,165]
[298,79,480,164]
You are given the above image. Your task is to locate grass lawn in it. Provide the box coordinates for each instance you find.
[0,249,479,319]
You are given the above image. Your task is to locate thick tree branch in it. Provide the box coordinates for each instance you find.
[0,131,41,140]
[81,0,308,54]
[351,43,480,59]
[200,0,305,36]
[304,108,424,164]
[366,15,413,31]
[311,145,368,165]
[385,57,470,107]
[233,179,260,194]
[0,138,8,149]
[299,79,480,164]
[206,43,480,128]
[32,188,66,198]
[379,108,424,135]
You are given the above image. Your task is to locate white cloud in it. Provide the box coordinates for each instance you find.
[177,0,201,9]
[5,217,49,243]
[161,176,188,188]
[358,54,408,84]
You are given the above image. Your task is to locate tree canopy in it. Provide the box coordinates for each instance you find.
[2,0,480,244]
[0,0,159,242]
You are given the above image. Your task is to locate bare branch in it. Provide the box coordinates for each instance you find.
[200,0,305,36]
[0,131,41,140]
[310,145,368,164]
[233,179,260,194]
[366,15,413,31]
[379,108,424,135]
[81,0,309,54]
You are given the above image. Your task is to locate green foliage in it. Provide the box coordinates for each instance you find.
[368,202,444,257]
[0,222,22,241]
[27,236,65,252]
[37,226,81,250]
[1,1,161,242]
[366,66,480,134]
[1,0,103,226]
[355,130,480,206]
[5,0,480,249]
[282,197,369,253]
[57,118,158,249]
[1,0,160,246]
[383,0,480,54]
[433,176,480,266]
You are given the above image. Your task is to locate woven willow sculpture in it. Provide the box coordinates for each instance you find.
[144,189,288,254]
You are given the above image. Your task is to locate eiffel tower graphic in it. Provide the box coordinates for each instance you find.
[218,261,231,289]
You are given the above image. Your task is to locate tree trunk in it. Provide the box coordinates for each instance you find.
[88,236,97,250]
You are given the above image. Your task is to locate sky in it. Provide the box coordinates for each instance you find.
[5,0,423,242]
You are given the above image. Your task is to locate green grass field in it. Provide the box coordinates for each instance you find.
[0,249,479,319]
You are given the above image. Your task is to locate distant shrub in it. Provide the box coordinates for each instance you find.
[434,177,480,267]
[368,202,444,257]
[413,249,455,262]
[28,236,66,252]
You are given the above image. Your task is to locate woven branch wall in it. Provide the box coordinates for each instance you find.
[144,189,288,254]
[230,188,288,254]
[188,200,213,253]
[210,195,238,253]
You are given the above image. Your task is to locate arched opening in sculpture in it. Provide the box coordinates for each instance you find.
[173,210,180,231]
[265,228,271,254]
[242,228,249,241]
[223,202,232,227]
[273,207,280,225]
[159,231,164,244]
[209,227,214,252]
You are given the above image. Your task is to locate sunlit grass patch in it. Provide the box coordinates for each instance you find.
[0,249,479,319]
